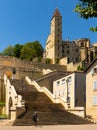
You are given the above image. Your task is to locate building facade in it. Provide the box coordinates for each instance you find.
[53,72,85,109]
[85,58,97,121]
[45,8,97,67]
[46,8,62,64]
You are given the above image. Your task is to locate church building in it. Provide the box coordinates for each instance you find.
[45,8,96,67]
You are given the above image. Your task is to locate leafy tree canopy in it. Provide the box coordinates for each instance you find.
[13,44,23,58]
[74,0,97,32]
[20,41,43,61]
[20,42,35,61]
[1,41,44,61]
[2,45,14,56]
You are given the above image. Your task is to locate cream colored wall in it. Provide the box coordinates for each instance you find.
[75,73,85,107]
[66,62,82,71]
[46,18,56,64]
[53,73,75,109]
[53,72,85,109]
[59,57,68,65]
[86,62,97,120]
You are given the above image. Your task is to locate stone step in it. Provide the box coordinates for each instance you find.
[10,79,92,126]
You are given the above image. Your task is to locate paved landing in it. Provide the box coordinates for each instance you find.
[0,124,97,130]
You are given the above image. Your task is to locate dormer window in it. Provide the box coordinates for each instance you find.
[68,77,72,82]
[62,79,65,85]
[94,67,97,73]
[56,81,60,86]
[91,67,97,75]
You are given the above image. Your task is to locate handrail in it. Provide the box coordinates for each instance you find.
[26,76,66,105]
[4,75,24,109]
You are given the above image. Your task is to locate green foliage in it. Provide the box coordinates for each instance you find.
[0,101,5,106]
[32,41,44,57]
[0,114,7,119]
[20,41,43,61]
[93,53,97,60]
[45,58,51,64]
[20,42,34,61]
[2,41,44,61]
[74,0,97,32]
[90,27,97,32]
[13,44,23,58]
[37,56,42,63]
[77,65,83,71]
[2,45,14,56]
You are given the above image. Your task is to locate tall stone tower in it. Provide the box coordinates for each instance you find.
[46,8,62,64]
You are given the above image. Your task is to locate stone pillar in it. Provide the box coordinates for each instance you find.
[10,110,16,120]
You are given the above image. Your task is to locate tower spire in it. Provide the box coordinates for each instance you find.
[53,8,61,17]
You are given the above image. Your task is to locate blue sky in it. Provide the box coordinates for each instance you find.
[0,0,97,52]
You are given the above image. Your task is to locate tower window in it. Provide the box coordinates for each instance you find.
[58,46,60,50]
[62,50,64,53]
[76,49,78,53]
[57,34,60,37]
[67,50,70,54]
[68,58,70,63]
[56,81,60,86]
[57,18,59,21]
[76,57,78,62]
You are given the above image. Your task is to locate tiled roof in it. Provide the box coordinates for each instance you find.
[84,57,97,72]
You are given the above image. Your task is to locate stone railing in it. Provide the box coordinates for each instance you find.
[26,76,69,105]
[26,76,55,102]
[26,76,85,118]
[4,75,25,120]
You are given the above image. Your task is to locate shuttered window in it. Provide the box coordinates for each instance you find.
[94,81,97,90]
[93,96,97,105]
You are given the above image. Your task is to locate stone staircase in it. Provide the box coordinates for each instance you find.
[10,79,92,126]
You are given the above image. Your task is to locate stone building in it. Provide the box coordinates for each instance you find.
[74,38,95,63]
[85,58,97,121]
[45,8,97,68]
[53,71,85,109]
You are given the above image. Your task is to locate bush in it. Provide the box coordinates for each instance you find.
[77,65,83,71]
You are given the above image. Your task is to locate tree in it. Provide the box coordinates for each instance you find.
[33,41,44,57]
[74,0,97,32]
[13,44,23,58]
[20,41,43,61]
[20,42,33,61]
[2,45,14,56]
